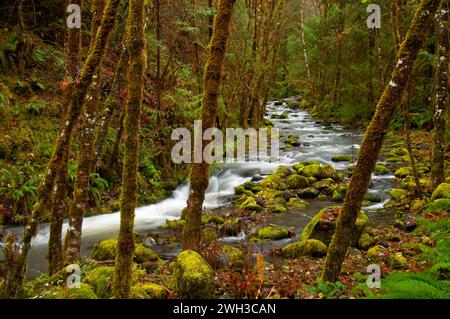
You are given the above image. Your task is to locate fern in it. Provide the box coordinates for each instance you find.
[381,272,450,299]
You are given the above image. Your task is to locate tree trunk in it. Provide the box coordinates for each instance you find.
[7,0,121,298]
[113,0,146,299]
[299,0,310,80]
[182,0,237,251]
[332,0,344,109]
[63,0,106,264]
[430,0,449,191]
[320,0,440,283]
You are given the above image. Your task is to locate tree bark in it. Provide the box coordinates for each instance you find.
[320,0,440,283]
[332,0,345,109]
[63,0,106,264]
[7,0,121,298]
[113,0,146,299]
[430,0,449,191]
[182,0,237,251]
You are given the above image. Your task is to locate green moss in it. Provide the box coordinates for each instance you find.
[162,219,186,231]
[41,283,98,299]
[201,213,225,225]
[282,239,327,258]
[375,164,389,175]
[430,263,450,280]
[238,197,263,212]
[260,174,284,189]
[298,163,337,180]
[292,163,304,173]
[394,167,413,178]
[388,188,408,200]
[286,174,309,189]
[201,227,218,244]
[331,154,352,162]
[287,198,309,209]
[255,226,289,240]
[364,192,382,203]
[313,178,334,191]
[298,187,319,199]
[234,185,254,197]
[272,205,287,213]
[388,252,408,269]
[221,245,244,267]
[130,283,167,299]
[424,198,450,213]
[173,250,214,299]
[332,185,348,202]
[83,266,115,298]
[384,231,401,242]
[358,232,374,250]
[431,183,450,200]
[134,244,160,264]
[91,238,118,261]
[367,245,383,260]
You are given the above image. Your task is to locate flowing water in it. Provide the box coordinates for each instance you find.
[2,100,396,277]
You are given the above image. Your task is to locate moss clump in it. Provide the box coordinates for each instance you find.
[424,198,450,213]
[358,232,374,250]
[260,174,284,190]
[276,165,292,177]
[162,219,186,231]
[287,198,309,209]
[375,164,389,175]
[238,197,263,212]
[201,227,218,244]
[221,245,245,267]
[364,192,382,203]
[272,205,287,214]
[367,245,383,260]
[282,239,327,258]
[332,185,348,202]
[388,188,408,200]
[83,266,115,298]
[394,167,413,178]
[298,163,337,180]
[134,244,160,264]
[298,187,319,199]
[255,226,289,240]
[130,283,167,299]
[388,252,408,269]
[173,250,214,299]
[313,178,334,191]
[384,231,401,242]
[91,238,118,261]
[201,213,225,225]
[431,183,450,201]
[41,283,98,299]
[286,174,309,189]
[331,154,352,162]
[300,206,368,246]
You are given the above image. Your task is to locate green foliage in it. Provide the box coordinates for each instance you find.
[381,272,450,299]
[88,173,109,207]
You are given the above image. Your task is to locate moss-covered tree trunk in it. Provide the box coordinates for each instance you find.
[430,0,449,191]
[182,0,237,251]
[331,0,345,110]
[63,0,106,263]
[320,0,440,283]
[112,0,146,299]
[7,0,120,298]
[46,0,84,275]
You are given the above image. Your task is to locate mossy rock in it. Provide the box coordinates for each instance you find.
[292,163,304,173]
[313,178,334,191]
[387,252,408,269]
[276,165,292,177]
[375,164,389,175]
[134,244,161,264]
[367,245,384,260]
[130,283,167,299]
[201,213,225,225]
[162,219,186,231]
[394,167,413,178]
[298,163,337,180]
[286,174,309,189]
[387,147,408,157]
[282,239,327,258]
[424,198,450,213]
[220,218,240,236]
[272,205,287,214]
[332,185,348,202]
[234,185,254,197]
[331,154,352,162]
[387,188,408,200]
[41,283,97,299]
[301,206,368,246]
[386,155,409,163]
[298,187,319,199]
[91,238,118,261]
[255,188,285,210]
[173,250,214,299]
[431,183,450,201]
[287,198,309,209]
[384,231,401,242]
[358,232,374,250]
[83,266,115,298]
[260,174,284,190]
[364,192,382,203]
[221,245,245,268]
[238,197,263,212]
[255,226,289,240]
[201,227,218,244]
